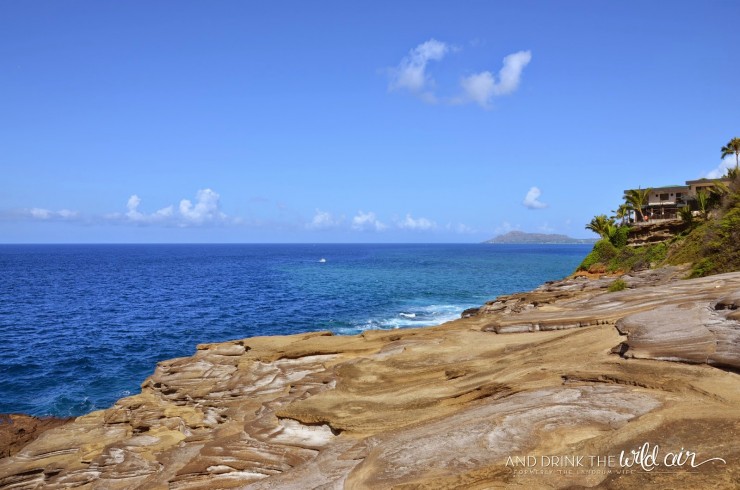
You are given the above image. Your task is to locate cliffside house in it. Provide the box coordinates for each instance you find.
[624,177,729,221]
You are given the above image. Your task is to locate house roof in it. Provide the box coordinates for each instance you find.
[651,185,689,190]
[624,177,730,194]
[623,185,688,194]
[686,177,731,185]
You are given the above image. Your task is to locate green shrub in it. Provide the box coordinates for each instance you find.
[578,238,665,273]
[607,278,627,292]
[679,206,693,226]
[596,242,668,273]
[608,225,629,248]
[689,206,740,277]
[578,239,618,271]
[664,222,708,266]
[690,258,717,278]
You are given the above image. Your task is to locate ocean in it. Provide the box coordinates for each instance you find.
[0,243,591,417]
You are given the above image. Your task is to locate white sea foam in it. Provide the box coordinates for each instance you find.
[334,303,476,335]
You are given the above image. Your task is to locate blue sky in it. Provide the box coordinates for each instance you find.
[1,1,738,243]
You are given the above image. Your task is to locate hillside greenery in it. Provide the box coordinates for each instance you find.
[578,157,740,277]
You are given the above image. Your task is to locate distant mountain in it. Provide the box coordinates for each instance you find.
[484,231,598,244]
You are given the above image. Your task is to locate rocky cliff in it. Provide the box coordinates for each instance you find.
[1,268,739,489]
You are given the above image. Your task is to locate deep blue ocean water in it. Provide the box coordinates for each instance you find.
[0,243,591,417]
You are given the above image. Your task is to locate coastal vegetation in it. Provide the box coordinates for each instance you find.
[623,187,651,221]
[721,136,740,170]
[607,278,627,292]
[579,137,740,277]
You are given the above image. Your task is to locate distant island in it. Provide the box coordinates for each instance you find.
[484,231,598,244]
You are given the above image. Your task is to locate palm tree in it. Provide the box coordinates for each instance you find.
[585,214,616,239]
[611,203,632,225]
[721,137,740,171]
[707,181,729,207]
[696,190,710,219]
[624,188,651,221]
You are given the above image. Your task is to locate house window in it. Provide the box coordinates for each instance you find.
[659,193,669,201]
[676,193,682,198]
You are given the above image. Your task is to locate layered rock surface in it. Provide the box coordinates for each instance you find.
[0,416,70,460]
[1,268,739,489]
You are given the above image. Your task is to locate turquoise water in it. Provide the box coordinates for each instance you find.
[0,243,590,416]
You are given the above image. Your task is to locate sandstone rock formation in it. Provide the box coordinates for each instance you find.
[0,415,70,460]
[1,268,739,489]
[626,219,689,246]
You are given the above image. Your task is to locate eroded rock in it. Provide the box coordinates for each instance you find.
[1,269,739,489]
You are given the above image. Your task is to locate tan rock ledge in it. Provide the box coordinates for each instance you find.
[1,269,739,489]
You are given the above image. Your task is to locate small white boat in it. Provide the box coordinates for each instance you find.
[319,258,327,263]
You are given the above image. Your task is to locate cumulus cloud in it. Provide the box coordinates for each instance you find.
[307,209,343,230]
[388,39,531,109]
[523,186,548,209]
[397,213,437,231]
[389,39,450,101]
[459,50,531,108]
[352,211,386,231]
[178,189,226,225]
[124,195,174,223]
[106,189,229,226]
[706,155,738,179]
[459,71,497,107]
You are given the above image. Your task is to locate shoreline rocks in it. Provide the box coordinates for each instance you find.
[1,267,739,488]
[0,415,71,459]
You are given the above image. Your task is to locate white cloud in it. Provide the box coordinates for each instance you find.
[389,39,450,101]
[27,208,79,220]
[105,189,229,226]
[123,194,175,224]
[523,186,548,209]
[57,209,78,219]
[8,190,238,228]
[397,213,437,231]
[496,50,533,95]
[706,155,738,179]
[459,50,532,108]
[459,71,496,108]
[179,188,226,225]
[307,209,343,230]
[126,195,142,216]
[352,211,386,231]
[388,40,531,109]
[29,208,52,219]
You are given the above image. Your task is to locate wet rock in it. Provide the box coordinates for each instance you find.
[460,307,480,318]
